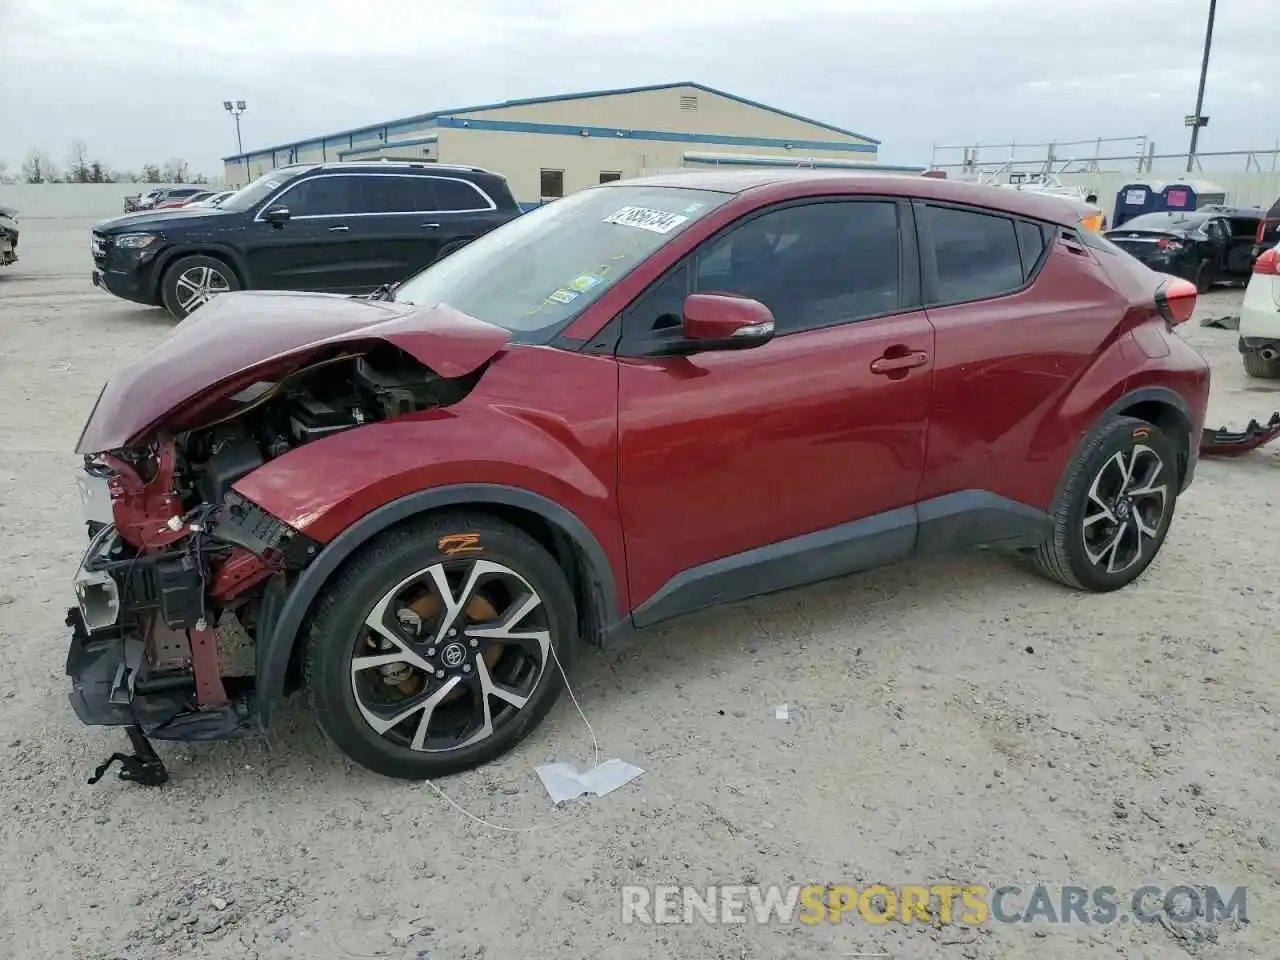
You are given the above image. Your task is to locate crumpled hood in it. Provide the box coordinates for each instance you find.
[76,290,511,454]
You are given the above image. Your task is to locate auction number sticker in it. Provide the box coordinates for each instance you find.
[603,206,690,234]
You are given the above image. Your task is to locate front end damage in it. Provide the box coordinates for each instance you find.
[66,294,509,784]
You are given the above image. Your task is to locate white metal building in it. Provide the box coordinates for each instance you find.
[222,81,920,208]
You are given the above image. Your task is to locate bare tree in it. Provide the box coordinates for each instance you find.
[67,139,91,182]
[21,148,57,183]
[161,158,188,184]
[141,163,162,184]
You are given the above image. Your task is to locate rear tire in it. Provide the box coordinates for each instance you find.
[160,254,239,319]
[1243,351,1280,379]
[1193,260,1213,293]
[1030,416,1180,592]
[303,513,577,780]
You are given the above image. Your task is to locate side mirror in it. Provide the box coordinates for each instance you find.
[262,206,291,226]
[680,293,775,351]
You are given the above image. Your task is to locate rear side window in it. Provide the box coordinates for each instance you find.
[431,177,491,211]
[927,205,1024,303]
[356,175,425,214]
[1014,220,1048,279]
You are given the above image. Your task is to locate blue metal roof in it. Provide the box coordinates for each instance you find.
[222,81,880,162]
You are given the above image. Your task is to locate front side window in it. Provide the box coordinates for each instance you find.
[625,200,903,344]
[392,184,732,344]
[279,176,356,217]
[927,205,1024,304]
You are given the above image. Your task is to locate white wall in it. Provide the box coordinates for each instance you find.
[0,183,225,220]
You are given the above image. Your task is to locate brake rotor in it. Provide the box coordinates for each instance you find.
[402,590,503,700]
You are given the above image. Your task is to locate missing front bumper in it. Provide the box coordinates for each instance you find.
[65,606,260,742]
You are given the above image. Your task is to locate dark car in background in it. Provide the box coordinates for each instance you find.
[1103,209,1259,291]
[91,162,522,318]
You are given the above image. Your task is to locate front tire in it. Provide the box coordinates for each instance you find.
[160,254,239,319]
[303,513,577,780]
[1031,416,1180,592]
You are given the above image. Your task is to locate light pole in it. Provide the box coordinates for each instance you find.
[1184,0,1216,173]
[223,100,247,157]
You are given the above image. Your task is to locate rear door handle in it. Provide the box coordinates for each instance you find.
[328,225,350,233]
[870,351,929,375]
[421,223,441,230]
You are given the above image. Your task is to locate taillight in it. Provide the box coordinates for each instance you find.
[1154,277,1197,326]
[1254,247,1279,276]
[1156,237,1181,250]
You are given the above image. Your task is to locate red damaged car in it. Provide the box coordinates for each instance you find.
[69,170,1209,784]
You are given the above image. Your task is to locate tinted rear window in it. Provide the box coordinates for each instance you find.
[927,205,1025,303]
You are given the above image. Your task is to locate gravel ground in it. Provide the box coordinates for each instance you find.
[0,217,1276,960]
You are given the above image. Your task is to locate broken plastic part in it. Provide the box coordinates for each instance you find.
[87,726,169,786]
[1199,412,1280,457]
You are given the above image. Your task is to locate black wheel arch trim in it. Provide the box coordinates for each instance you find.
[1053,386,1195,507]
[254,483,622,729]
[149,244,251,299]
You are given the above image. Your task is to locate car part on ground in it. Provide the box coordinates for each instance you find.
[89,161,523,320]
[0,205,18,267]
[64,170,1210,784]
[1199,412,1280,457]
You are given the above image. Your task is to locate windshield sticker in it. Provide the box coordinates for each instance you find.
[568,274,602,293]
[603,206,690,235]
[682,201,707,214]
[548,289,579,304]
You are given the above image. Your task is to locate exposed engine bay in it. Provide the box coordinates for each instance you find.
[67,344,484,781]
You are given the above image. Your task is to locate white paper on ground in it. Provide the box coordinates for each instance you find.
[775,704,790,720]
[536,759,644,804]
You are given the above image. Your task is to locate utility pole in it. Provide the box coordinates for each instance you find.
[223,100,247,157]
[1184,0,1216,173]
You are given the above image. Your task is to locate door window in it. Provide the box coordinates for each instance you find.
[927,205,1025,304]
[622,200,902,346]
[277,176,357,217]
[355,175,427,214]
[431,177,491,211]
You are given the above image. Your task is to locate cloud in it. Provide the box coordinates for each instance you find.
[0,0,1276,176]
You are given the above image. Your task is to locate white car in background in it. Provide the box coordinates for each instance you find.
[1238,244,1280,378]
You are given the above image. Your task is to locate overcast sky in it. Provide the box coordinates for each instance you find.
[1,0,1276,177]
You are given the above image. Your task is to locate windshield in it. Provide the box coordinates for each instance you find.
[392,184,733,343]
[217,169,307,213]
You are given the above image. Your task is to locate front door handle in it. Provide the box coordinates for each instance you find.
[421,223,441,230]
[870,350,929,375]
[328,225,350,233]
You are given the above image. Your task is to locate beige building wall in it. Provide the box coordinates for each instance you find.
[438,129,874,203]
[455,84,875,148]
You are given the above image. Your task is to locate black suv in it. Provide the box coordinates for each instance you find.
[91,162,522,318]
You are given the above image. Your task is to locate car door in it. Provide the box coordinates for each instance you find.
[353,175,501,283]
[241,174,369,292]
[916,202,1124,534]
[614,197,936,625]
[1203,217,1231,272]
